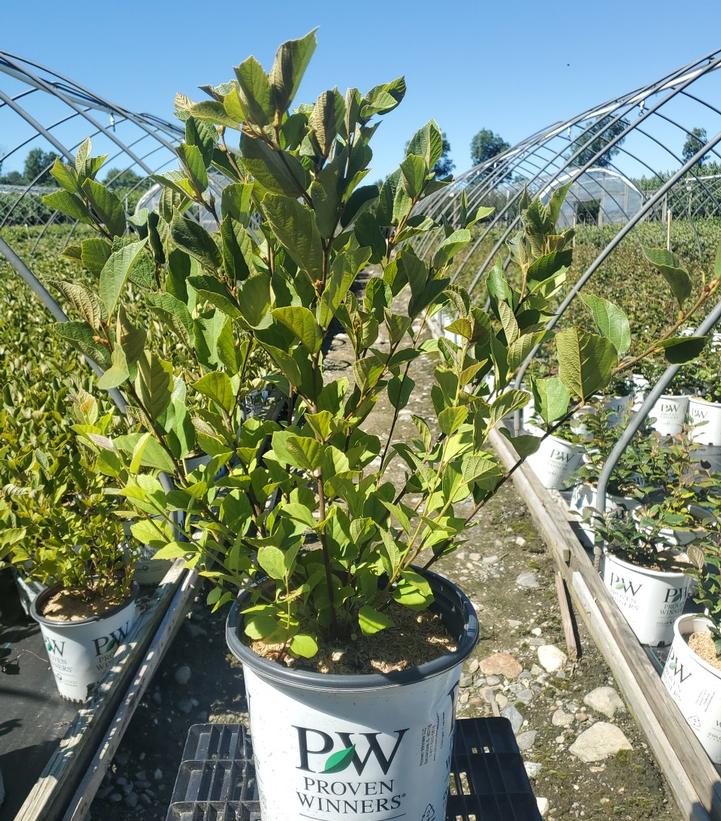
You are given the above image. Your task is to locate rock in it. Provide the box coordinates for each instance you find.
[583,686,625,719]
[151,691,162,706]
[569,722,632,763]
[115,750,129,766]
[537,645,567,673]
[507,619,522,629]
[485,675,500,685]
[516,570,539,589]
[177,698,194,715]
[527,637,545,647]
[514,688,534,705]
[479,652,522,679]
[125,792,138,809]
[531,627,542,637]
[174,664,192,686]
[460,672,474,687]
[516,730,537,751]
[537,797,549,817]
[483,555,499,565]
[109,792,122,803]
[153,768,163,782]
[501,705,524,734]
[530,664,544,677]
[515,536,527,547]
[551,709,573,728]
[495,693,509,709]
[466,658,480,675]
[184,621,208,639]
[525,762,542,779]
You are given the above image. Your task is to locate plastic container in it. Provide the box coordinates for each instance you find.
[602,552,691,646]
[31,583,138,701]
[648,394,688,436]
[225,570,479,821]
[167,718,541,821]
[662,614,721,763]
[687,397,721,446]
[526,435,585,489]
[568,484,639,546]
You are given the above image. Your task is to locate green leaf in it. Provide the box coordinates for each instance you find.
[97,345,129,389]
[240,134,308,196]
[392,569,433,608]
[399,154,426,199]
[660,335,707,364]
[643,247,692,307]
[433,229,471,269]
[555,327,617,402]
[53,280,104,330]
[269,29,317,116]
[580,293,631,355]
[80,237,112,276]
[498,302,520,345]
[193,372,235,413]
[322,745,356,774]
[99,239,147,316]
[526,249,572,282]
[406,120,443,168]
[234,55,273,125]
[361,76,406,119]
[237,273,272,328]
[531,376,571,425]
[273,306,323,353]
[262,194,323,275]
[188,100,240,130]
[438,406,467,436]
[171,215,222,270]
[507,332,543,370]
[290,633,318,658]
[258,545,286,580]
[271,431,324,471]
[135,352,173,419]
[358,605,394,635]
[81,178,126,237]
[42,190,92,223]
[177,143,208,194]
[309,89,340,158]
[244,612,279,640]
[388,375,414,410]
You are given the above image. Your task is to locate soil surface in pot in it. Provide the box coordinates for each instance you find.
[249,602,456,673]
[689,630,721,671]
[40,587,129,621]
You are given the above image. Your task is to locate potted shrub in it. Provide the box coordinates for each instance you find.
[45,33,716,819]
[662,537,721,763]
[596,508,692,646]
[685,356,721,446]
[0,394,139,702]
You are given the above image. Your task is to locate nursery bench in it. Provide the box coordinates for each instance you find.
[166,718,542,821]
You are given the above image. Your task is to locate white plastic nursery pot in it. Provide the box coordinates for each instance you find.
[526,434,585,490]
[569,484,638,546]
[687,397,721,446]
[226,570,479,821]
[648,394,689,436]
[13,571,45,617]
[31,583,139,702]
[662,614,721,762]
[601,552,691,646]
[571,394,631,438]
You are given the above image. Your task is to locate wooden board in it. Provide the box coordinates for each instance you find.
[14,560,189,821]
[489,427,721,821]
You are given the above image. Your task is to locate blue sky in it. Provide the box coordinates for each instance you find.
[2,0,721,179]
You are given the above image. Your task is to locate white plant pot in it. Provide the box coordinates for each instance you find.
[569,484,639,546]
[31,584,138,702]
[570,394,630,439]
[690,444,721,473]
[662,614,721,763]
[648,394,689,436]
[526,435,585,489]
[687,397,721,446]
[226,571,478,821]
[602,552,691,646]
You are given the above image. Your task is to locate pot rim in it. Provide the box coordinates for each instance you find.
[31,581,138,627]
[655,393,690,403]
[673,613,721,680]
[226,567,479,692]
[542,433,585,452]
[603,549,690,580]
[688,396,721,409]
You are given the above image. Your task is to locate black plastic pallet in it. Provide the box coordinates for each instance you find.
[167,718,540,821]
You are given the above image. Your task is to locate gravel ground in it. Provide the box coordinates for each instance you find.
[89,313,678,820]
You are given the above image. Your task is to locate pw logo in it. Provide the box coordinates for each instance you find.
[294,726,408,775]
[609,572,642,596]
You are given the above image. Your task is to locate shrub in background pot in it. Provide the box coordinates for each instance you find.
[526,433,586,490]
[649,393,689,436]
[49,33,718,820]
[597,509,691,646]
[662,543,721,762]
[0,403,139,700]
